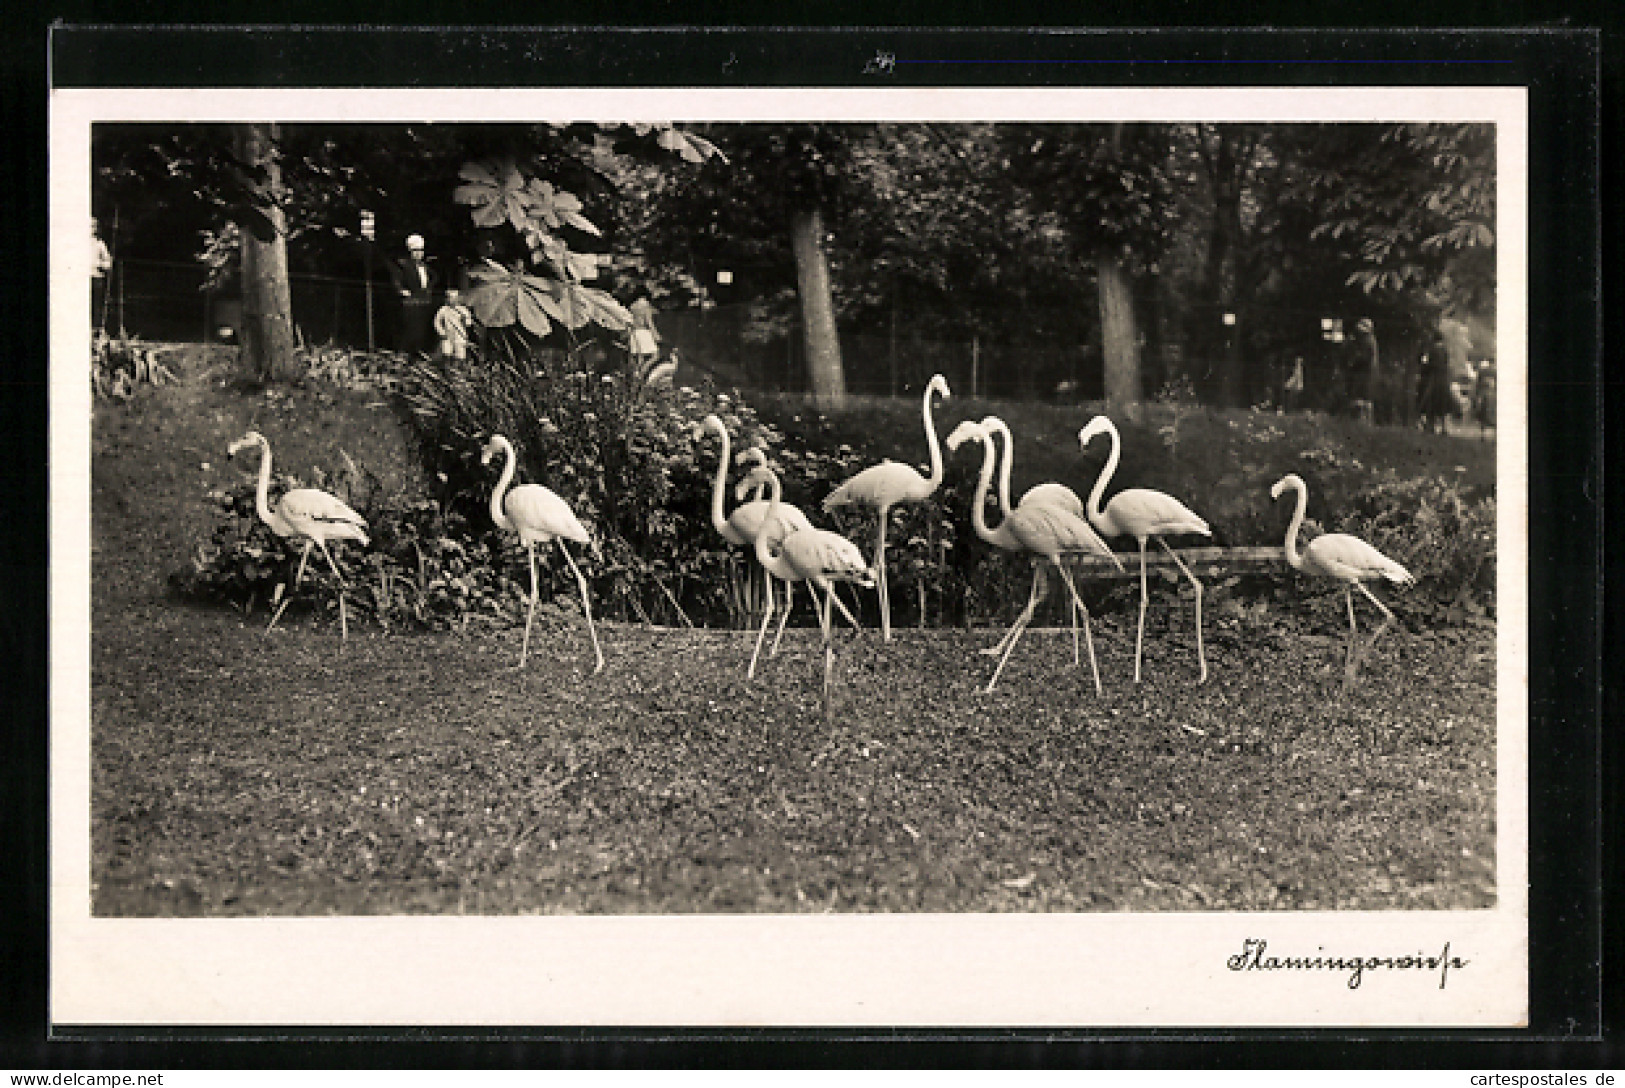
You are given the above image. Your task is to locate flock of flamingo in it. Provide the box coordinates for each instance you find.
[226,372,1414,705]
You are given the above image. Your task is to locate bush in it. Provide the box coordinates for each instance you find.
[397,340,886,629]
[171,454,532,634]
[93,334,178,401]
[1340,472,1496,623]
[298,343,414,394]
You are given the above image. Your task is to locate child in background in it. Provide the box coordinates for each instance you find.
[434,288,473,361]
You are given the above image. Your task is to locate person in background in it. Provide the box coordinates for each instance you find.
[1471,360,1496,437]
[91,216,113,333]
[434,288,474,362]
[1283,356,1305,414]
[389,233,439,355]
[628,294,661,366]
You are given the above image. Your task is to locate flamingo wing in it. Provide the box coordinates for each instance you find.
[730,499,814,543]
[1018,482,1084,519]
[505,484,591,546]
[1006,503,1114,562]
[1304,533,1414,585]
[782,529,874,587]
[278,488,370,544]
[1104,488,1211,540]
[823,460,927,512]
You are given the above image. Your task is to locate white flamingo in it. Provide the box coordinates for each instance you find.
[740,462,875,707]
[1271,473,1414,689]
[947,420,1111,695]
[1078,415,1212,684]
[822,373,951,641]
[228,430,369,641]
[701,416,857,667]
[481,434,604,673]
[978,414,1121,663]
[981,415,1087,518]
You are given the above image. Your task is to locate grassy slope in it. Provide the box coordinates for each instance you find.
[90,349,1497,915]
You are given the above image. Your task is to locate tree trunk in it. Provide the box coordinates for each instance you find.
[1097,254,1142,414]
[234,123,299,383]
[1196,124,1253,409]
[789,205,847,407]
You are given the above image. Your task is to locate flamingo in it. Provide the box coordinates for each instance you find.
[822,373,951,641]
[1078,415,1212,685]
[739,462,875,708]
[946,420,1110,695]
[481,434,604,674]
[980,415,1087,519]
[228,430,369,641]
[978,415,1122,663]
[700,416,858,668]
[1271,473,1414,689]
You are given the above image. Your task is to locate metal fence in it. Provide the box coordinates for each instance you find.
[98,258,1115,400]
[95,258,392,351]
[657,305,1102,402]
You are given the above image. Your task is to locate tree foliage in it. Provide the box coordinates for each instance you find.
[1297,123,1496,317]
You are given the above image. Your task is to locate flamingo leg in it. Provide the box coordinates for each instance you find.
[1134,537,1149,683]
[987,565,1048,693]
[267,540,313,633]
[518,541,539,668]
[559,541,605,674]
[816,580,836,715]
[313,537,349,642]
[828,583,861,631]
[768,578,793,657]
[1347,580,1397,682]
[874,511,892,641]
[1343,584,1359,679]
[1157,537,1208,684]
[983,567,1042,657]
[1066,558,1080,667]
[748,572,777,680]
[1052,561,1102,697]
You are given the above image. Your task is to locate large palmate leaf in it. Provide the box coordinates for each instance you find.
[524,178,601,237]
[453,159,533,231]
[555,282,633,332]
[625,123,728,165]
[461,259,558,337]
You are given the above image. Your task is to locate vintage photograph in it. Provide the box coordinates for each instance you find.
[52,84,1527,1027]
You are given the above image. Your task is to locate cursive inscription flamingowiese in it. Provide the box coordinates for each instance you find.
[1227,937,1468,990]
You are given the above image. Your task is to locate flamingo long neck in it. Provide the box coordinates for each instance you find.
[921,383,945,489]
[753,472,785,570]
[250,437,280,530]
[1281,480,1308,570]
[1086,423,1120,525]
[989,420,1015,516]
[488,439,516,532]
[967,433,1005,546]
[707,421,732,536]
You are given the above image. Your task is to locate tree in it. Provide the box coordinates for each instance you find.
[451,124,723,350]
[232,123,300,382]
[1001,124,1179,412]
[1187,124,1266,408]
[633,124,867,406]
[1283,123,1496,421]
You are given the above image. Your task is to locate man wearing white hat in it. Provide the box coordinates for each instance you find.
[389,232,439,355]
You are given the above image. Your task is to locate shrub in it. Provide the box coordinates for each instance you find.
[298,343,414,394]
[92,334,178,401]
[398,339,883,629]
[1339,472,1496,623]
[171,454,530,633]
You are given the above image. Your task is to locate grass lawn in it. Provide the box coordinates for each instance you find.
[88,345,1498,916]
